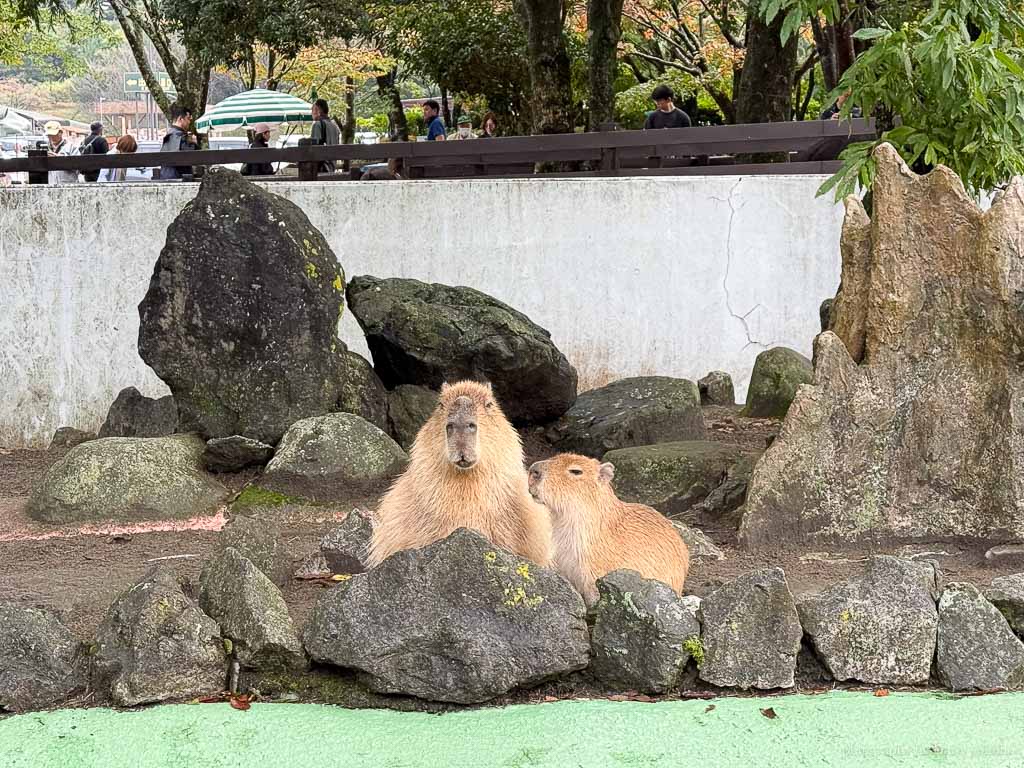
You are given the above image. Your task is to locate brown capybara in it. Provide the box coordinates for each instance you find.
[527,453,689,606]
[368,380,552,567]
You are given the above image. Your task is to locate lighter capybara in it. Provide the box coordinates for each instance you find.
[368,380,553,567]
[527,453,690,606]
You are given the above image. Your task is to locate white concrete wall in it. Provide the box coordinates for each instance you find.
[0,176,843,448]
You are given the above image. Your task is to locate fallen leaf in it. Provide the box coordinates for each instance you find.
[874,688,890,697]
[543,696,558,702]
[608,694,628,702]
[704,704,716,713]
[229,694,252,711]
[330,574,352,582]
[760,707,778,720]
[630,694,655,703]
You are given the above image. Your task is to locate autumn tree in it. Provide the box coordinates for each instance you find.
[516,0,575,134]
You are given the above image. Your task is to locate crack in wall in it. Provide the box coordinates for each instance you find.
[720,177,773,351]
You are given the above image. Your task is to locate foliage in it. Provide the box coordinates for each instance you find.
[357,113,389,134]
[819,0,1024,199]
[0,0,115,78]
[404,106,425,136]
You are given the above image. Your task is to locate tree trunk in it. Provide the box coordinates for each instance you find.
[833,1,856,79]
[517,0,573,135]
[376,69,409,141]
[810,16,837,92]
[440,86,452,128]
[342,76,355,145]
[587,0,625,130]
[734,5,798,161]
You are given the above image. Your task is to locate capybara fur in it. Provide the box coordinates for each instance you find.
[528,453,690,606]
[368,380,552,567]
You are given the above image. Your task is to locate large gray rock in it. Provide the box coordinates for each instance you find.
[698,371,735,406]
[590,570,701,694]
[936,582,1024,691]
[797,556,939,685]
[263,413,407,486]
[138,168,347,445]
[0,604,86,712]
[321,508,373,574]
[691,450,762,528]
[49,427,95,450]
[741,347,812,420]
[986,573,1024,637]
[699,568,801,690]
[93,566,227,706]
[604,441,752,516]
[741,147,1024,549]
[202,436,274,473]
[27,435,229,523]
[303,528,590,704]
[98,387,178,439]
[672,522,725,562]
[199,548,304,672]
[336,350,389,432]
[346,276,577,425]
[387,385,438,450]
[551,377,705,457]
[218,514,289,586]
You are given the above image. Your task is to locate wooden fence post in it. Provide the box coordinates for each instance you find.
[597,120,620,174]
[297,138,318,181]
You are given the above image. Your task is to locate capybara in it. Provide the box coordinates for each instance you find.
[528,453,689,606]
[368,380,552,567]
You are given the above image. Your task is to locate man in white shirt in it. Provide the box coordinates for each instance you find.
[44,121,79,185]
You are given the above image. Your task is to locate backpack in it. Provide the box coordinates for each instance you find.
[79,135,98,156]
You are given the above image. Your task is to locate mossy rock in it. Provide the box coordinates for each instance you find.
[741,347,813,419]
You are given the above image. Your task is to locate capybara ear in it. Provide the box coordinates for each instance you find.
[598,462,615,484]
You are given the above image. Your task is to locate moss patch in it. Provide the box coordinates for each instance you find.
[231,485,307,512]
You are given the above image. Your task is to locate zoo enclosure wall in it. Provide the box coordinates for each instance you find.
[0,174,844,448]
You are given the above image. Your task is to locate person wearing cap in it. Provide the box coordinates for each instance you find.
[241,122,275,176]
[43,121,79,185]
[80,121,109,182]
[450,113,476,140]
[643,85,692,130]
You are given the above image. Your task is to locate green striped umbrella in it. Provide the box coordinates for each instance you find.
[194,88,314,133]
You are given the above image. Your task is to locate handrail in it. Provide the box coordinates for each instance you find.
[0,118,875,178]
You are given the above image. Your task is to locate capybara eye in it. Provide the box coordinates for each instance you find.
[485,401,494,409]
[468,423,477,432]
[569,468,583,476]
[446,424,454,435]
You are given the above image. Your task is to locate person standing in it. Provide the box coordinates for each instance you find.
[100,134,138,182]
[80,121,109,182]
[450,114,476,140]
[159,104,198,180]
[479,112,499,138]
[310,99,340,173]
[241,122,275,176]
[423,99,446,141]
[43,121,79,185]
[643,85,692,129]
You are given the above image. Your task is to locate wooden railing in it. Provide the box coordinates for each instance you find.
[0,119,874,182]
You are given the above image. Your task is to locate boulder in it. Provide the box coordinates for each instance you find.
[936,582,1024,691]
[27,435,229,524]
[986,574,1024,637]
[698,371,735,406]
[741,146,1024,548]
[294,551,331,580]
[199,548,305,672]
[589,570,701,694]
[740,347,812,420]
[321,508,373,574]
[819,298,833,332]
[137,168,347,445]
[691,450,762,528]
[604,441,752,516]
[387,385,438,450]
[550,377,705,457]
[202,436,274,473]
[97,387,177,439]
[797,556,939,685]
[0,604,86,712]
[49,427,95,450]
[671,522,724,562]
[698,568,801,690]
[263,413,407,488]
[218,514,289,586]
[303,528,590,704]
[346,276,577,425]
[93,566,227,706]
[336,350,389,432]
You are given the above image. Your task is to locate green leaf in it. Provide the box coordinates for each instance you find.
[852,27,888,41]
[763,0,782,23]
[995,49,1024,78]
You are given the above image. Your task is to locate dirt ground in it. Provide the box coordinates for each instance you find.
[2,406,1022,644]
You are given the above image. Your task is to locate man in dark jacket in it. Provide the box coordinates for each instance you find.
[644,85,692,129]
[241,122,275,176]
[80,122,109,182]
[159,103,198,180]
